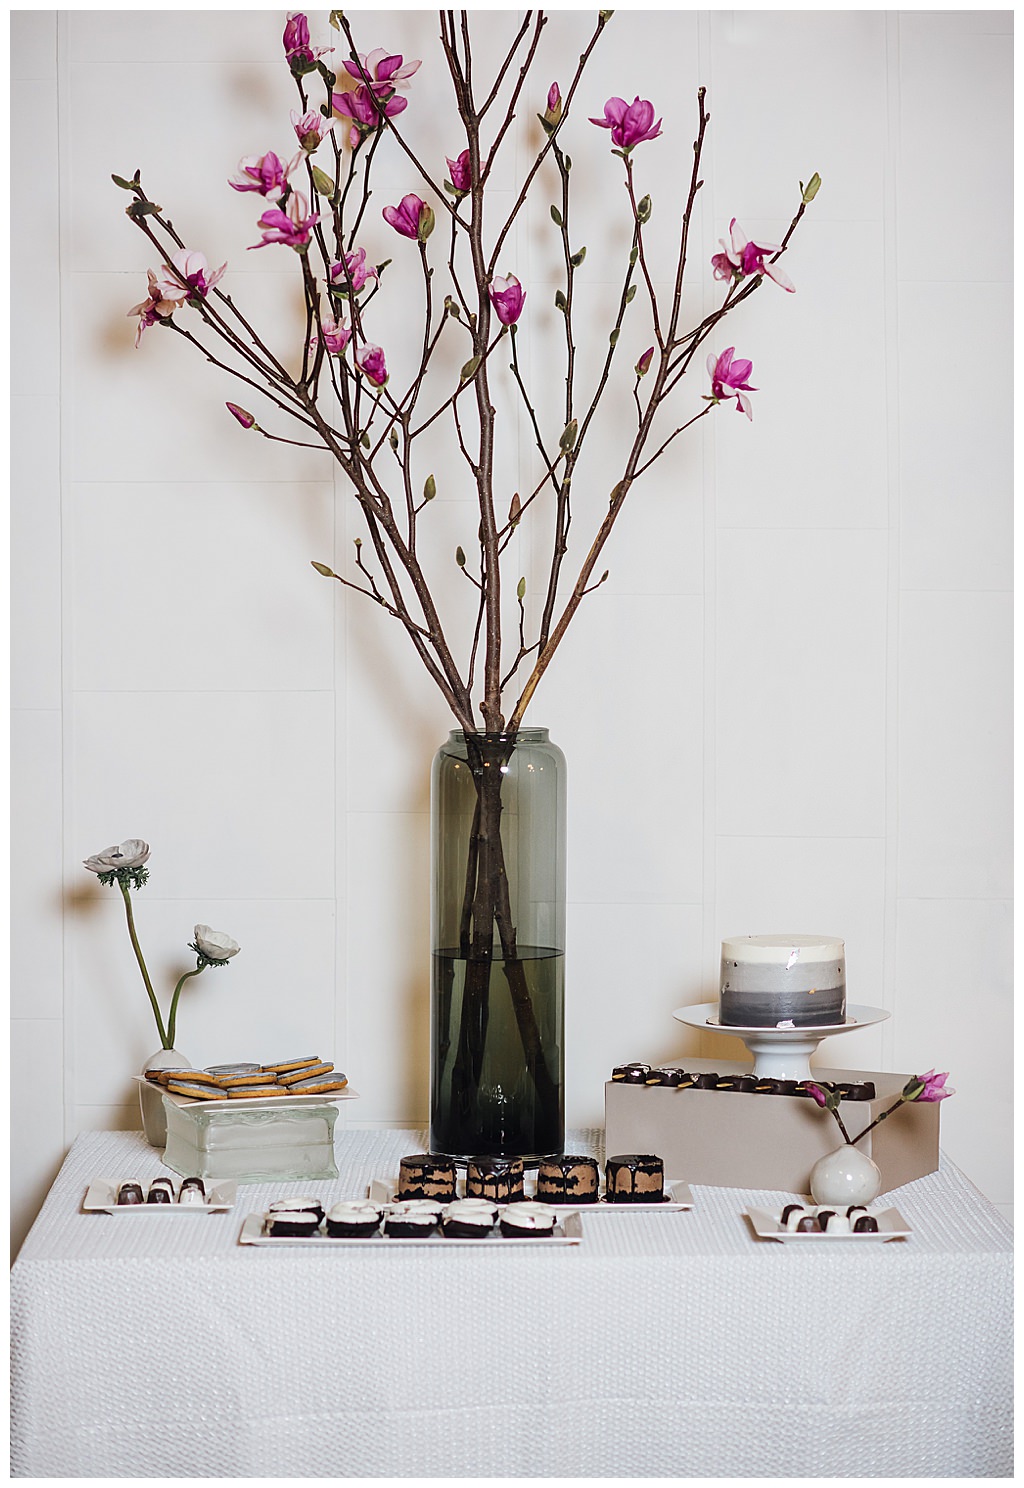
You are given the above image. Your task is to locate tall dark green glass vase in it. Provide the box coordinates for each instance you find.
[430,728,566,1163]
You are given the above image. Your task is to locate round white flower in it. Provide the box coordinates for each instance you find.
[83,839,151,873]
[194,925,240,962]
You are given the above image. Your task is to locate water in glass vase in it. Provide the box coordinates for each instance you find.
[430,944,564,1163]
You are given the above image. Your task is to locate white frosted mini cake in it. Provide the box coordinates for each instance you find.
[720,934,846,1028]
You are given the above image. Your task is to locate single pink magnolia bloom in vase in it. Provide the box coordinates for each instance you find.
[225,402,256,429]
[332,82,408,148]
[589,96,662,151]
[906,1070,955,1102]
[711,218,795,292]
[283,12,333,67]
[309,314,352,357]
[354,343,388,386]
[290,109,335,153]
[489,273,526,326]
[383,193,433,242]
[248,190,320,251]
[229,150,301,200]
[330,247,378,295]
[446,149,472,196]
[127,270,179,347]
[156,249,226,302]
[707,347,757,419]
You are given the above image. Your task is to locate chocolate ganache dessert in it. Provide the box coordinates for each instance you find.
[604,1154,665,1203]
[535,1154,600,1204]
[465,1157,525,1203]
[397,1153,458,1202]
[719,934,846,1028]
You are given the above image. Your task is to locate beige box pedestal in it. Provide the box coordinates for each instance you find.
[604,1058,939,1195]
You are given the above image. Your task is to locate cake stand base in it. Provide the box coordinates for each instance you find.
[671,1003,890,1080]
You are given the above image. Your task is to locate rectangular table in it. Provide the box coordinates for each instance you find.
[11,1127,1012,1478]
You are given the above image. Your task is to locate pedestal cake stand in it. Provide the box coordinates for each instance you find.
[672,1003,890,1080]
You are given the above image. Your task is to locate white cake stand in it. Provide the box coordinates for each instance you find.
[672,1002,890,1079]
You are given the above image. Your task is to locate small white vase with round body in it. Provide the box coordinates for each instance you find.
[810,1144,882,1206]
[139,1048,190,1147]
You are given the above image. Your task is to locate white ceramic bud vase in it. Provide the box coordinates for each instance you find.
[810,1144,882,1206]
[140,1047,190,1148]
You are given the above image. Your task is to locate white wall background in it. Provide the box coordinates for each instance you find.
[11,8,1013,1255]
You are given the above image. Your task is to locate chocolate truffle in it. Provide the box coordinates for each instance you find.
[853,1214,879,1233]
[604,1154,665,1203]
[535,1154,600,1205]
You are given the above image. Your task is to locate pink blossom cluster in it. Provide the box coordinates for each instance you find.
[332,47,420,149]
[128,250,226,347]
[712,218,795,293]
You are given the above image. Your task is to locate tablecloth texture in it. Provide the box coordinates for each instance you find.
[12,1128,1012,1478]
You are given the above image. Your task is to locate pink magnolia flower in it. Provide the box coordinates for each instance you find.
[248,190,320,252]
[906,1070,955,1102]
[804,1083,830,1109]
[542,81,563,131]
[283,12,333,68]
[711,218,795,293]
[589,96,662,151]
[225,402,255,429]
[330,247,378,295]
[446,149,472,196]
[342,48,420,96]
[309,314,351,357]
[229,150,301,199]
[332,83,407,148]
[383,193,433,241]
[155,249,226,302]
[707,346,757,419]
[127,270,179,347]
[489,273,525,326]
[635,346,654,377]
[354,342,388,386]
[290,109,334,153]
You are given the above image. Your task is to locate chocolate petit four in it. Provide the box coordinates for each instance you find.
[604,1154,665,1203]
[325,1201,381,1238]
[178,1178,206,1205]
[383,1200,442,1238]
[441,1199,498,1238]
[397,1153,458,1202]
[146,1183,173,1204]
[465,1156,525,1203]
[795,1214,817,1232]
[535,1154,600,1205]
[780,1203,807,1231]
[498,1201,557,1238]
[116,1182,145,1206]
[267,1209,322,1237]
[817,1210,850,1234]
[852,1214,879,1233]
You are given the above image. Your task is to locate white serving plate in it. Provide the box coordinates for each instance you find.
[368,1176,694,1212]
[746,1206,911,1243]
[237,1211,583,1248]
[83,1178,237,1214]
[133,1075,359,1110]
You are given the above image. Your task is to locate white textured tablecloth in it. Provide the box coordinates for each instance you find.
[11,1128,1012,1478]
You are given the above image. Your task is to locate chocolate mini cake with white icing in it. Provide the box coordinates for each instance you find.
[397,1153,458,1202]
[720,934,846,1028]
[266,1209,321,1237]
[465,1156,525,1203]
[384,1200,442,1238]
[440,1199,497,1238]
[535,1154,600,1204]
[497,1201,557,1238]
[604,1154,665,1203]
[325,1201,381,1238]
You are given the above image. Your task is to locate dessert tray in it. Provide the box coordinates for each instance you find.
[368,1176,694,1212]
[83,1178,237,1214]
[746,1206,911,1243]
[237,1211,584,1248]
[133,1077,360,1110]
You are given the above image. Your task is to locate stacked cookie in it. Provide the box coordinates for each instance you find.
[145,1056,348,1100]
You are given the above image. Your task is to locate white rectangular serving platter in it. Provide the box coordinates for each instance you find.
[746,1206,911,1243]
[237,1211,583,1248]
[369,1176,693,1212]
[133,1075,359,1110]
[83,1178,237,1214]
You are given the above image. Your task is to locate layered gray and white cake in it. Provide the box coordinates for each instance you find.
[719,934,846,1028]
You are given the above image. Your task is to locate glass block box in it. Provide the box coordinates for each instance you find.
[162,1096,340,1183]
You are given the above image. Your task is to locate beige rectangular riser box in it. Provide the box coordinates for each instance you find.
[604,1058,940,1195]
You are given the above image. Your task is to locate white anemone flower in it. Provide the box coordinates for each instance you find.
[83,839,151,873]
[194,925,241,962]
